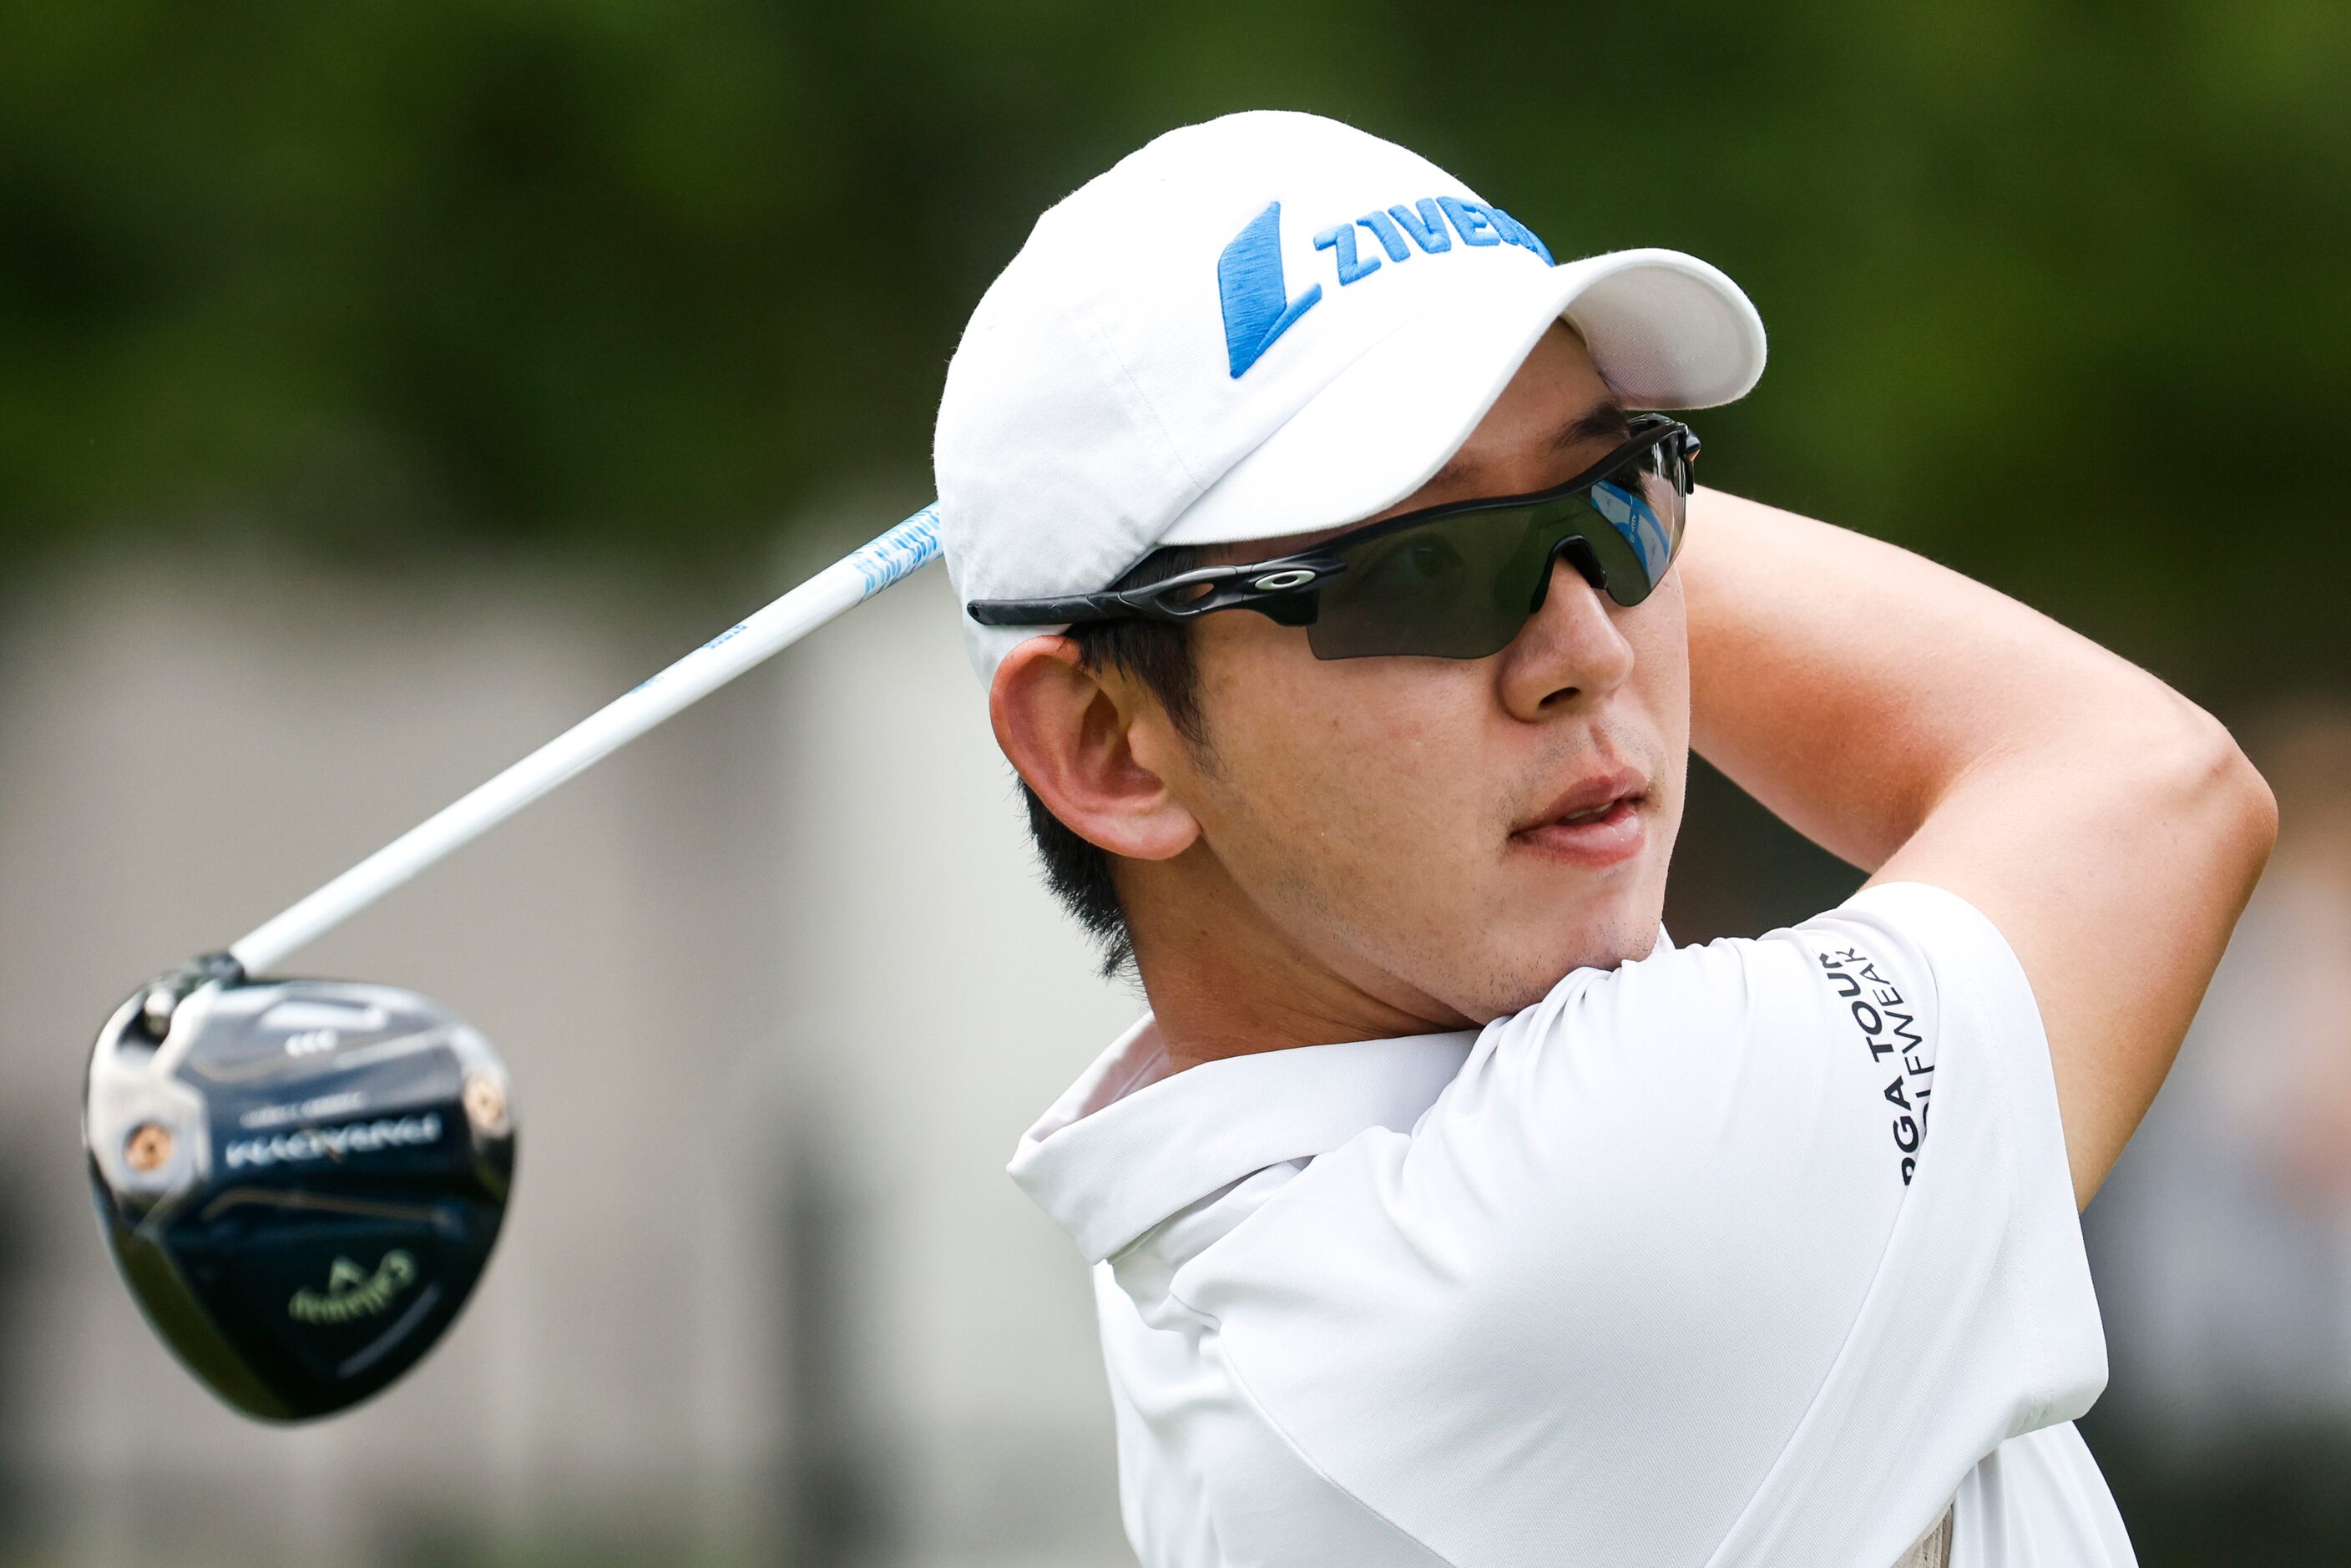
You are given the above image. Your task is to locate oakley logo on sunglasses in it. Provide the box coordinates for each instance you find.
[1217,196,1555,378]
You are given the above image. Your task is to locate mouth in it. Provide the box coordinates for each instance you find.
[1509,767,1650,868]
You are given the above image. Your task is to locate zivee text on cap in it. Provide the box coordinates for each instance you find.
[1218,195,1555,377]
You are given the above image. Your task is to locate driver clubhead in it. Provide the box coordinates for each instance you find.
[84,962,516,1421]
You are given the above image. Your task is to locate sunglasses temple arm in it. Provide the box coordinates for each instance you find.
[967,593,1132,627]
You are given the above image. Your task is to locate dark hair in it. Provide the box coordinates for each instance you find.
[1018,546,1207,976]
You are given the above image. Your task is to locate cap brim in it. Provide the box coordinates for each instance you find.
[1160,248,1764,548]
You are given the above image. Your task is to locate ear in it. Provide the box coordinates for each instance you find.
[989,636,1202,862]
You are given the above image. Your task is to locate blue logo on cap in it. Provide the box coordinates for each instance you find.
[1218,202,1323,380]
[1217,195,1556,380]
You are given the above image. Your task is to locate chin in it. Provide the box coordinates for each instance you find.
[1484,903,1665,1014]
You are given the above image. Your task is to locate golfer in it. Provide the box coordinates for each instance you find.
[935,112,2273,1567]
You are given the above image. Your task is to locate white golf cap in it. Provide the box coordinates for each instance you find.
[935,109,1767,682]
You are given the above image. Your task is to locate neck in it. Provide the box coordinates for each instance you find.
[1120,844,1473,1075]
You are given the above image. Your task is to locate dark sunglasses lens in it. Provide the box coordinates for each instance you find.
[1307,512,1542,660]
[1302,428,1691,660]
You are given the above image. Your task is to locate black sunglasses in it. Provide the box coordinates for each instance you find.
[968,415,1698,661]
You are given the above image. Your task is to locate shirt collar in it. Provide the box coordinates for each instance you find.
[1009,1014,1479,1263]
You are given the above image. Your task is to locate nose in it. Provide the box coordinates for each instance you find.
[1496,554,1637,720]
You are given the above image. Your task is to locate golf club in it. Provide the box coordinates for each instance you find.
[83,504,943,1421]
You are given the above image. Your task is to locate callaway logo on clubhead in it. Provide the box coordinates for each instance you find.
[290,1252,420,1325]
[84,975,516,1421]
[1216,195,1554,377]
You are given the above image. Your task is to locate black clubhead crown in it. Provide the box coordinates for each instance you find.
[84,971,517,1421]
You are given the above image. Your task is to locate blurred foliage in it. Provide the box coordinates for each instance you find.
[3,0,2346,698]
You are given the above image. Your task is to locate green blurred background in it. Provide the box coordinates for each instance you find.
[4,3,2347,1564]
[7,0,2345,702]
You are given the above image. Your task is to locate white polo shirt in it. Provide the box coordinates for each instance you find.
[1010,883,2139,1567]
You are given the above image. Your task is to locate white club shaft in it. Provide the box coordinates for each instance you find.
[228,505,944,975]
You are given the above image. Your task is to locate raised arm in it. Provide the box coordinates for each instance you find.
[1677,488,2276,1206]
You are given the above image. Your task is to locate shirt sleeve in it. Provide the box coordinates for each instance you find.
[1173,880,2107,1568]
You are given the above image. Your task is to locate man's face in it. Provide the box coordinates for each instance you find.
[1159,325,1691,1024]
